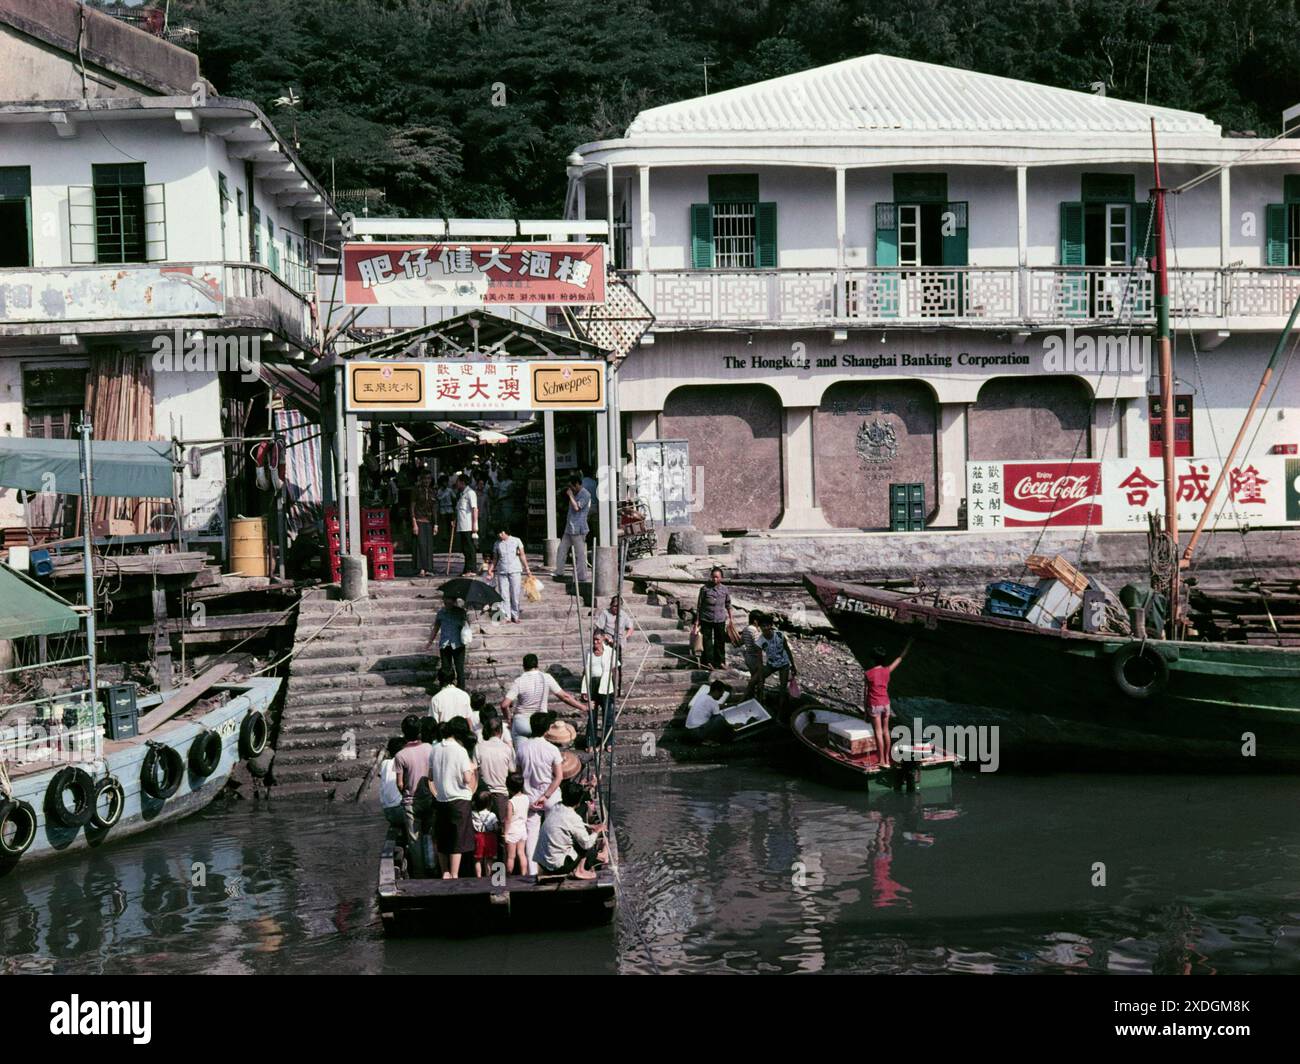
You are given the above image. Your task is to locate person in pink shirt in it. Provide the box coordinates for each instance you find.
[864,638,913,768]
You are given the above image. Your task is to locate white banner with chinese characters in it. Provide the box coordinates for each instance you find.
[345,360,605,413]
[341,242,605,307]
[965,456,1298,532]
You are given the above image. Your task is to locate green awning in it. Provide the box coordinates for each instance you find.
[0,564,81,640]
[0,437,175,498]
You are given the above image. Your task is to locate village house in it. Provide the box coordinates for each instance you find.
[565,55,1300,535]
[0,0,339,553]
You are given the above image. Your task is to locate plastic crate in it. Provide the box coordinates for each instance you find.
[369,559,394,581]
[984,599,1031,619]
[365,541,393,564]
[361,526,392,547]
[986,580,1038,605]
[362,508,391,531]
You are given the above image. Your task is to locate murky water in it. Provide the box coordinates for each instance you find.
[2,765,1299,974]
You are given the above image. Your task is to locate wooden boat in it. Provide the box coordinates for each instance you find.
[804,574,1300,765]
[801,130,1300,769]
[376,826,616,933]
[789,704,958,791]
[0,676,280,871]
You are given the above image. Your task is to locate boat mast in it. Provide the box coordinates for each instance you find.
[1150,119,1180,638]
[78,417,100,759]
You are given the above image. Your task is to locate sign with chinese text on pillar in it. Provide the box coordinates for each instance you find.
[966,457,1299,531]
[341,242,605,306]
[346,361,605,413]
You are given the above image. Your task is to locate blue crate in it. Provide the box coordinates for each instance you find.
[985,580,1038,605]
[984,599,1031,619]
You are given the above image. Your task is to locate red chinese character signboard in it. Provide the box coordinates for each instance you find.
[341,242,605,307]
[1000,462,1103,528]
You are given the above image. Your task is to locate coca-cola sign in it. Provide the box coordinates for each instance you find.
[1001,462,1102,527]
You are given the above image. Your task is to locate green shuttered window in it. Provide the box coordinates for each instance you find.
[690,174,776,269]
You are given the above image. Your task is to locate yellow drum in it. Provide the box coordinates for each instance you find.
[230,516,270,577]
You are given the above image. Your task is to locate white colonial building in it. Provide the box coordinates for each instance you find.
[566,55,1300,533]
[0,0,339,545]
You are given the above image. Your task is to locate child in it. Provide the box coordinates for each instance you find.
[759,617,797,713]
[469,691,487,737]
[864,639,913,768]
[503,771,529,876]
[741,610,766,702]
[471,787,500,877]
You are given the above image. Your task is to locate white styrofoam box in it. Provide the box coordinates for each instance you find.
[829,718,874,743]
[7,546,29,571]
[1027,578,1084,629]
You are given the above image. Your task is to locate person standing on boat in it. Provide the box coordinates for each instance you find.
[516,710,566,874]
[864,640,912,769]
[692,567,733,672]
[428,596,470,690]
[410,467,439,578]
[393,715,434,874]
[429,718,477,879]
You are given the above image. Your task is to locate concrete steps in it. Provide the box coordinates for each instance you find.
[269,564,703,798]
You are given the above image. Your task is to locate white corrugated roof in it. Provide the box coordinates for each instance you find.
[626,54,1220,138]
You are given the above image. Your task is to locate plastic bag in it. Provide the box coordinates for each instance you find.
[787,678,802,701]
[524,575,544,603]
[691,628,704,655]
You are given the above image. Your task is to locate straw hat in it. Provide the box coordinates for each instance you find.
[545,720,577,747]
[559,750,582,780]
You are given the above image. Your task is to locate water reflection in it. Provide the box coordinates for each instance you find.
[2,767,1298,975]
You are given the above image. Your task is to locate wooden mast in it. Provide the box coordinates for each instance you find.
[1150,119,1180,638]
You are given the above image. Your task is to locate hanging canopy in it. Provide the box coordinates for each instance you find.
[0,564,81,640]
[0,437,175,498]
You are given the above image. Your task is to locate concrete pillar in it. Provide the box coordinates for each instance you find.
[638,165,652,271]
[1016,166,1029,317]
[344,412,364,573]
[1219,166,1231,269]
[593,544,617,600]
[595,405,612,549]
[935,403,969,527]
[773,406,832,530]
[543,409,559,567]
[340,554,368,601]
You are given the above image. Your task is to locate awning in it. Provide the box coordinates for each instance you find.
[0,564,81,640]
[0,437,175,498]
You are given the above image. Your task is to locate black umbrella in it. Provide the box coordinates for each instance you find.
[440,577,502,608]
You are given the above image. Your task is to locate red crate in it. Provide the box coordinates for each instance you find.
[365,541,393,564]
[324,504,339,521]
[369,559,394,581]
[361,526,392,547]
[324,516,340,533]
[362,508,391,530]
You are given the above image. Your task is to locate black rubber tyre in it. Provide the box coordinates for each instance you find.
[1111,641,1170,700]
[0,798,38,858]
[89,776,125,831]
[239,712,268,759]
[45,766,95,829]
[141,744,184,801]
[188,731,223,777]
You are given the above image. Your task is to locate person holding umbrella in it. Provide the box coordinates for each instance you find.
[427,593,470,690]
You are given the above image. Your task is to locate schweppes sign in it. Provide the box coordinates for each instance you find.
[531,363,603,409]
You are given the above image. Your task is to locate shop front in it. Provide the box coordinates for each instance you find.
[619,329,1148,534]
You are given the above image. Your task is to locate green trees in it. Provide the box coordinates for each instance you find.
[171,0,1300,218]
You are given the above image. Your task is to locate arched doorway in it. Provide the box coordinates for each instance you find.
[659,384,783,533]
[813,381,938,529]
[969,377,1093,460]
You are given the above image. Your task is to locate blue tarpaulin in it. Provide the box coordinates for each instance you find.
[0,437,175,499]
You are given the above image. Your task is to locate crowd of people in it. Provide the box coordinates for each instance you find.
[378,655,614,881]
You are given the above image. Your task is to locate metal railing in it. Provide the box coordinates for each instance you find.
[623,266,1300,328]
[223,261,315,348]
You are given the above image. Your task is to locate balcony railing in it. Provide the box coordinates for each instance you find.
[0,260,316,351]
[623,266,1300,328]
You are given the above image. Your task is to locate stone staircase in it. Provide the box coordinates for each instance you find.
[269,560,709,798]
